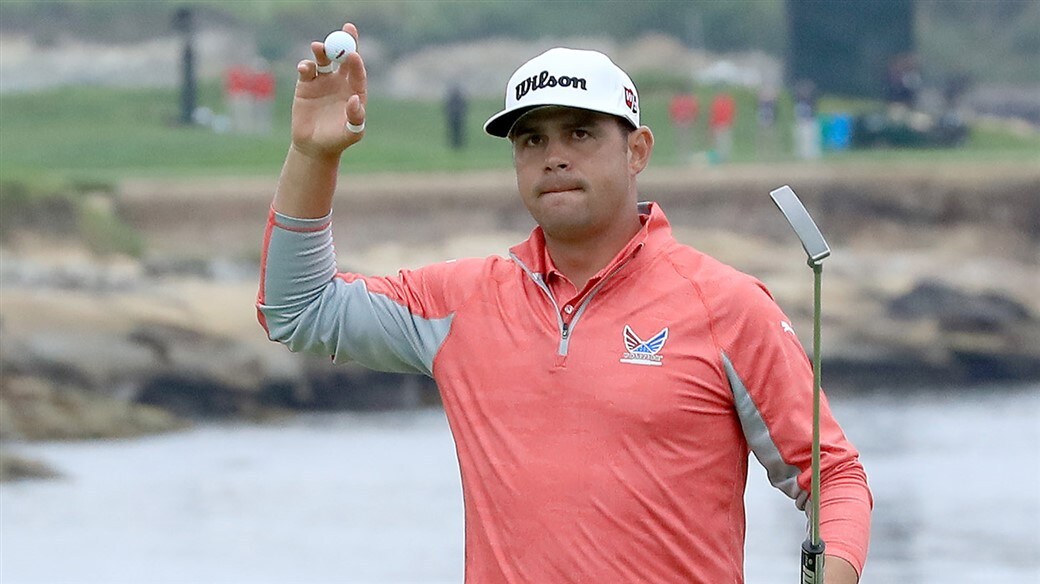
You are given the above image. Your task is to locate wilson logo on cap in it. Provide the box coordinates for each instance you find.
[515,70,588,101]
[484,47,641,138]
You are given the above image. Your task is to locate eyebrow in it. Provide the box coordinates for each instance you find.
[509,122,534,139]
[510,112,604,139]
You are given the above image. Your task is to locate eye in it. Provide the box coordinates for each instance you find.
[523,134,544,147]
[572,128,590,140]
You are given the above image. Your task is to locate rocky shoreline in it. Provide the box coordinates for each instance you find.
[1,160,1038,476]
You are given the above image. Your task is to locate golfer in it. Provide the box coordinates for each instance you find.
[258,23,871,583]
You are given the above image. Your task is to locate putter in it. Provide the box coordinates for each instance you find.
[769,185,829,584]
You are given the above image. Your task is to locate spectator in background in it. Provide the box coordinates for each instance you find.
[252,62,276,135]
[756,85,779,160]
[445,83,468,150]
[793,79,820,160]
[224,63,277,134]
[226,65,253,134]
[885,53,921,109]
[708,92,736,163]
[668,91,699,163]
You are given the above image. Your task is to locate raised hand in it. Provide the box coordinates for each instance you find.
[290,23,367,160]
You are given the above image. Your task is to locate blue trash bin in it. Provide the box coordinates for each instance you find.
[821,114,853,151]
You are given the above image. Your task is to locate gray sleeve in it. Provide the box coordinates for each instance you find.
[257,211,452,377]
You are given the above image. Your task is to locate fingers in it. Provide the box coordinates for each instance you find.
[297,39,329,83]
[345,95,366,135]
[310,40,332,69]
[296,60,316,82]
[340,52,368,104]
[337,24,365,137]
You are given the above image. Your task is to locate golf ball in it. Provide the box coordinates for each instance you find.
[324,30,357,63]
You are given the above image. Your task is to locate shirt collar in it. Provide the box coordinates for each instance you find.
[509,201,671,279]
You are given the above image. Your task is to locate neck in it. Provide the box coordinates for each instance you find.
[545,214,642,290]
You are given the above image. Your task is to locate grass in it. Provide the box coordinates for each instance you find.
[1,81,1037,186]
[0,80,513,183]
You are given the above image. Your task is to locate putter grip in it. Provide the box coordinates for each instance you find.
[800,538,826,584]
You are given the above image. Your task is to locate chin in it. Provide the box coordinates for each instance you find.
[539,215,596,241]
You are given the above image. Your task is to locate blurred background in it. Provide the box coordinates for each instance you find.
[1,1,1037,583]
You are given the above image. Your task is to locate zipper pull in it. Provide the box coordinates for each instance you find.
[561,322,570,340]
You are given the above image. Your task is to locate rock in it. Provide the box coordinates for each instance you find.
[291,359,440,411]
[873,280,1040,384]
[128,322,268,392]
[0,374,186,441]
[888,280,1034,332]
[3,163,1040,439]
[0,449,61,482]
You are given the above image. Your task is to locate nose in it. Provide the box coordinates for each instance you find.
[543,139,570,172]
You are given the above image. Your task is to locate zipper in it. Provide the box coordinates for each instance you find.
[511,254,568,354]
[559,254,637,354]
[511,250,640,357]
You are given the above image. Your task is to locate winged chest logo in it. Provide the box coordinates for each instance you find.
[620,325,668,366]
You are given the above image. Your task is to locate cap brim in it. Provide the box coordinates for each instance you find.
[484,104,638,138]
[483,105,543,138]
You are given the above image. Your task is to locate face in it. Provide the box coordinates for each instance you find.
[509,107,653,244]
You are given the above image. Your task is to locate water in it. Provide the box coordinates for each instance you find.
[2,385,1038,584]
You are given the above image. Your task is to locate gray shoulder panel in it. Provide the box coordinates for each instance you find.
[259,215,451,377]
[323,277,453,376]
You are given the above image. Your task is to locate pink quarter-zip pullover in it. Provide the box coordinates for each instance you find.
[258,202,871,583]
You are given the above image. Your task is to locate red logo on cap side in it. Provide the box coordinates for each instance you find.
[624,87,638,114]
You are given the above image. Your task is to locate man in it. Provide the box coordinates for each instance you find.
[445,82,468,150]
[257,23,871,583]
[708,91,736,163]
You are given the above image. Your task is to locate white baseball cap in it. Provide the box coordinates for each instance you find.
[483,47,640,138]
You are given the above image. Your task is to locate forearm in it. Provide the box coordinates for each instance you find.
[272,145,340,219]
[257,210,338,351]
[272,23,365,219]
[818,458,872,577]
[260,23,371,354]
[825,554,859,583]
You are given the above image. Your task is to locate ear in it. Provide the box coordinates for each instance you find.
[628,126,654,175]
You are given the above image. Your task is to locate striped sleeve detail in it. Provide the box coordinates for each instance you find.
[271,211,332,233]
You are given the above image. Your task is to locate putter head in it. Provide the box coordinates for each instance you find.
[770,186,830,266]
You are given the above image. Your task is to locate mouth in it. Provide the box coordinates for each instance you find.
[537,180,585,197]
[541,188,581,196]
